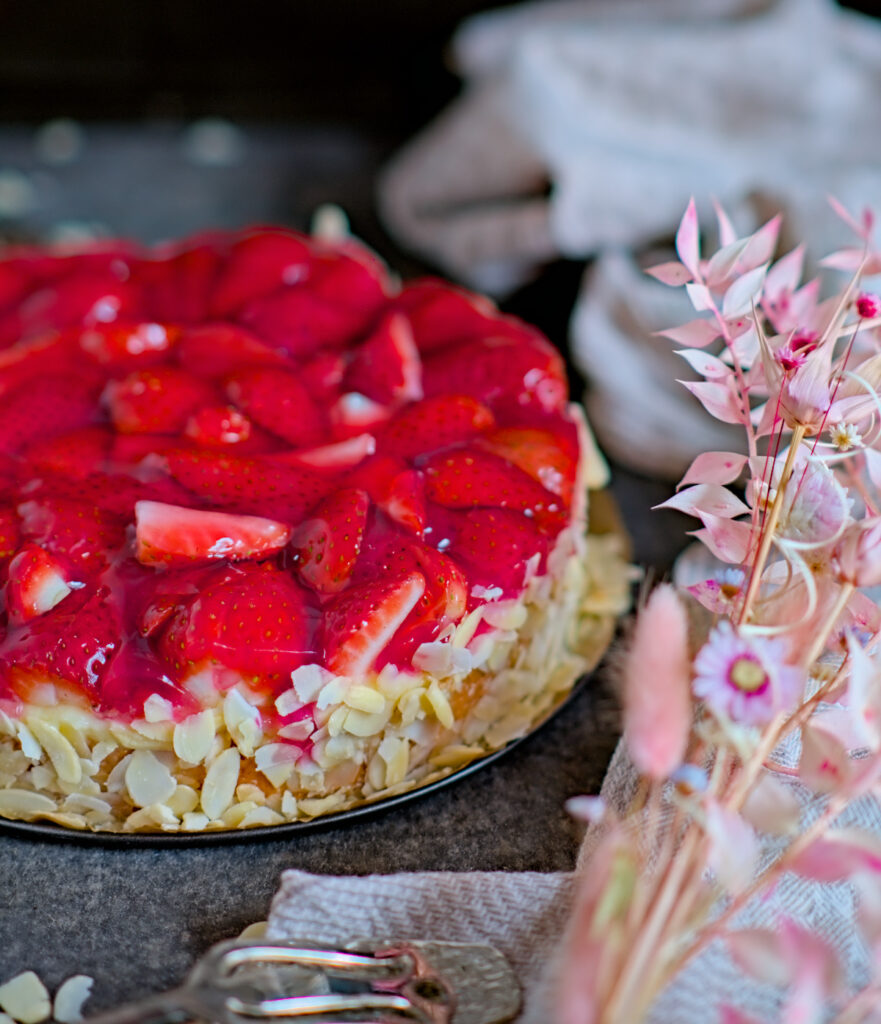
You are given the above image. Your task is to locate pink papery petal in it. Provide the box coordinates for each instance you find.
[622,584,691,780]
[645,260,693,286]
[679,379,744,425]
[723,263,769,318]
[676,348,732,381]
[765,246,806,305]
[741,773,801,837]
[657,483,750,520]
[655,317,719,348]
[778,455,851,549]
[686,282,714,312]
[844,633,881,752]
[679,451,748,489]
[828,195,872,240]
[866,449,881,493]
[705,800,757,894]
[691,514,753,564]
[836,518,881,587]
[687,578,739,614]
[788,828,881,882]
[799,720,853,794]
[780,919,839,1024]
[676,197,701,277]
[713,199,738,248]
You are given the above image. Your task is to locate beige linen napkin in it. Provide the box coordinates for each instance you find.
[267,735,881,1022]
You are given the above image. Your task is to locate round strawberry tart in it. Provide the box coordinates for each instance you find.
[0,227,625,832]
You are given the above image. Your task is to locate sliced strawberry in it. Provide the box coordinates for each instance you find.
[343,312,422,405]
[78,321,178,368]
[379,394,495,461]
[163,449,334,521]
[105,366,217,434]
[299,350,346,401]
[323,570,425,676]
[142,238,225,323]
[348,455,426,534]
[291,488,369,593]
[0,332,81,398]
[423,448,566,530]
[210,230,313,316]
[17,497,128,574]
[134,500,293,567]
[240,287,368,357]
[1,585,120,698]
[184,405,253,446]
[395,278,500,353]
[225,366,324,447]
[24,426,113,478]
[175,323,287,378]
[421,335,567,414]
[16,269,139,337]
[477,427,577,505]
[157,563,319,680]
[329,392,393,440]
[110,432,190,467]
[447,507,550,595]
[0,374,99,453]
[5,543,76,624]
[0,504,20,562]
[275,433,376,471]
[309,246,389,315]
[98,639,199,718]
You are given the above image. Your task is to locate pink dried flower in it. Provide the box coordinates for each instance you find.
[622,584,691,779]
[693,622,803,726]
[857,292,880,319]
[835,518,881,587]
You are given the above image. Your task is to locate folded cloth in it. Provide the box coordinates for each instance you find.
[267,734,881,1023]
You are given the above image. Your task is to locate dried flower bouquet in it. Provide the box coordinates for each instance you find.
[560,199,881,1024]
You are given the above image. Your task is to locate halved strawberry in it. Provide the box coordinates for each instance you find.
[24,426,113,478]
[183,405,253,447]
[1,585,120,698]
[448,507,550,595]
[105,366,217,434]
[275,433,376,471]
[309,246,389,315]
[343,312,422,405]
[299,350,346,401]
[348,455,426,534]
[477,427,576,505]
[210,230,313,316]
[78,321,179,368]
[291,488,369,593]
[225,366,324,447]
[17,497,128,574]
[0,374,99,453]
[134,500,293,567]
[423,448,565,531]
[421,335,567,414]
[329,392,393,440]
[142,238,225,323]
[395,278,500,353]
[5,543,76,624]
[323,570,425,676]
[240,287,368,357]
[16,269,139,338]
[175,322,287,378]
[163,449,334,521]
[0,504,20,564]
[157,563,319,680]
[98,639,199,718]
[379,394,495,461]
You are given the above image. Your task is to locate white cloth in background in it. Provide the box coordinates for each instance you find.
[267,739,881,1023]
[378,0,881,478]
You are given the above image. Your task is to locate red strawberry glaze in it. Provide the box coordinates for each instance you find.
[0,227,584,724]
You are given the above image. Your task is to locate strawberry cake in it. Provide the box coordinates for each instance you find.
[0,227,624,832]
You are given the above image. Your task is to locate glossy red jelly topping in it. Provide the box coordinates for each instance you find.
[0,228,580,720]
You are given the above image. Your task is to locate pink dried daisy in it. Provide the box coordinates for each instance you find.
[693,622,803,726]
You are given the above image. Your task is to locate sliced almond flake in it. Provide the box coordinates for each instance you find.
[343,686,386,714]
[222,801,258,828]
[15,723,42,762]
[429,744,484,769]
[323,736,358,764]
[240,806,285,828]
[278,720,313,742]
[366,751,385,790]
[57,723,90,758]
[52,975,93,1024]
[378,737,410,787]
[125,749,176,808]
[298,792,346,818]
[238,921,268,939]
[166,785,199,816]
[0,710,14,737]
[452,608,483,650]
[482,601,527,630]
[281,791,298,817]
[25,720,81,785]
[42,811,88,830]
[109,723,169,751]
[143,694,175,723]
[326,706,348,738]
[398,689,425,726]
[62,794,112,816]
[0,971,51,1024]
[25,766,54,791]
[235,783,266,806]
[290,664,335,703]
[173,710,216,764]
[316,676,350,711]
[0,789,57,818]
[183,667,216,704]
[223,690,262,756]
[130,719,174,743]
[343,707,391,738]
[201,747,240,819]
[376,665,413,701]
[182,811,210,831]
